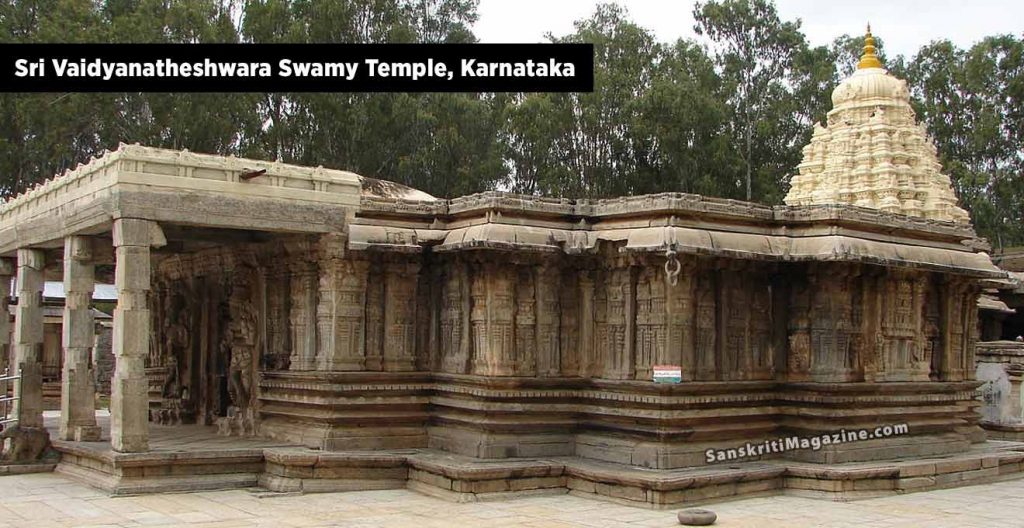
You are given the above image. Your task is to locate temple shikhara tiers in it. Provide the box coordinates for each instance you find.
[785,27,970,223]
[1,30,1021,506]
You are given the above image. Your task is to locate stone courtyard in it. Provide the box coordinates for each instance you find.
[3,470,1024,528]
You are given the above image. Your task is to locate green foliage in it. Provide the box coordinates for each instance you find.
[0,0,1021,247]
[902,35,1024,247]
[694,0,807,202]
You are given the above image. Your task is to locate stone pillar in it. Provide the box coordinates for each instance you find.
[0,258,14,416]
[59,236,101,441]
[111,219,157,452]
[13,248,45,429]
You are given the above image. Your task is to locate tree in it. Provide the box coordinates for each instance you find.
[635,39,735,197]
[829,32,891,79]
[501,4,663,198]
[239,0,499,197]
[902,36,1024,247]
[694,0,805,202]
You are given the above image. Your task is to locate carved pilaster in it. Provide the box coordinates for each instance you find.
[415,264,436,371]
[383,261,419,372]
[877,269,929,381]
[749,275,773,379]
[589,270,602,376]
[964,284,980,379]
[721,267,749,380]
[807,265,859,382]
[560,269,581,377]
[316,257,369,371]
[787,276,812,382]
[515,267,536,376]
[665,258,695,381]
[287,260,318,371]
[941,278,980,381]
[695,268,717,381]
[598,266,630,376]
[634,266,665,380]
[859,271,884,382]
[264,265,291,371]
[472,261,516,376]
[535,263,561,377]
[364,263,384,371]
[441,258,470,374]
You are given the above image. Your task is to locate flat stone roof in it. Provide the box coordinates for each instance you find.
[0,144,364,255]
[0,145,1005,279]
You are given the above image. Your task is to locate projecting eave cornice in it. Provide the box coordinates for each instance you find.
[0,144,363,256]
[351,193,1002,279]
[356,192,982,246]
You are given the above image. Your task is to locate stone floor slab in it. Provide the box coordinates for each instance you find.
[3,472,1024,527]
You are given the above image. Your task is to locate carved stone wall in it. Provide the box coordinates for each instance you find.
[150,241,983,388]
[145,230,984,467]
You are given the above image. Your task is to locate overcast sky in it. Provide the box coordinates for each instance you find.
[475,0,1024,59]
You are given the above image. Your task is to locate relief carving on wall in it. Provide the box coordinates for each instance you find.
[514,267,537,375]
[559,269,581,376]
[441,259,469,374]
[788,279,812,381]
[219,265,260,436]
[316,256,370,371]
[152,285,195,425]
[695,269,717,381]
[287,259,318,371]
[363,263,384,371]
[472,262,516,376]
[383,261,419,371]
[635,266,666,380]
[263,266,291,371]
[878,270,929,381]
[535,263,561,377]
[808,268,857,381]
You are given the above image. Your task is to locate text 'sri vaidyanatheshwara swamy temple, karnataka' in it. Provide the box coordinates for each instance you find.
[3,30,1024,506]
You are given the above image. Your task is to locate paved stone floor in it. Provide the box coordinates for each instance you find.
[2,472,1024,528]
[41,411,294,453]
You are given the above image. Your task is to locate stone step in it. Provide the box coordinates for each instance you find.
[50,439,1024,507]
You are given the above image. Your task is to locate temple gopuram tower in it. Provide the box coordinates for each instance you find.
[785,27,970,223]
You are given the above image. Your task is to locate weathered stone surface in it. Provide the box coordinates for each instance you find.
[0,426,53,463]
[110,219,156,453]
[60,235,100,442]
[13,249,45,430]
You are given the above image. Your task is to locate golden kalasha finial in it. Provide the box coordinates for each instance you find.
[858,23,883,69]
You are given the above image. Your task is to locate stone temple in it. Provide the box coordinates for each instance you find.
[1,31,1022,505]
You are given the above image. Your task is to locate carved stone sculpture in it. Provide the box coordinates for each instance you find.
[0,425,53,463]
